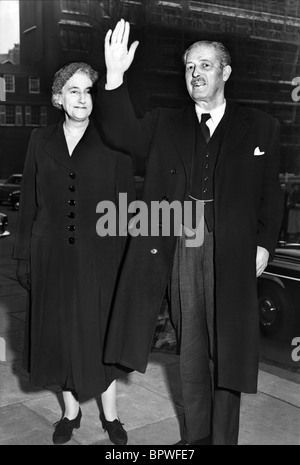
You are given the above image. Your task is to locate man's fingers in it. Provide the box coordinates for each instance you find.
[123,21,130,45]
[111,19,122,43]
[128,41,139,61]
[115,18,126,43]
[105,29,112,47]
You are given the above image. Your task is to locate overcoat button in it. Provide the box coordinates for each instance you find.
[68,225,76,231]
[68,237,75,244]
[67,212,75,219]
[68,199,76,206]
[162,196,169,201]
[69,185,76,192]
[151,249,158,254]
[69,172,76,179]
[170,169,178,174]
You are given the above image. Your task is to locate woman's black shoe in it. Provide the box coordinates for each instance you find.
[100,412,128,445]
[52,408,82,445]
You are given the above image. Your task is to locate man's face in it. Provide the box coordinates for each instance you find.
[185,44,231,108]
[58,72,93,122]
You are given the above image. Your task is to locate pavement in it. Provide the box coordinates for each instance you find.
[0,209,300,446]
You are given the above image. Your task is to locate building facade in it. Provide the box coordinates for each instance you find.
[0,0,299,179]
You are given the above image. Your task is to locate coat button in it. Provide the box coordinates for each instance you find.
[162,196,169,201]
[151,248,158,254]
[68,237,75,244]
[68,225,76,231]
[67,212,75,219]
[68,199,76,206]
[170,168,178,174]
[69,185,76,192]
[69,172,76,179]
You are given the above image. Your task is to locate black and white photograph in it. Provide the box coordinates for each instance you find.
[0,0,299,448]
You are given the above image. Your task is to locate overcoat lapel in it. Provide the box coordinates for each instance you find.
[217,101,250,166]
[42,119,72,171]
[168,105,195,181]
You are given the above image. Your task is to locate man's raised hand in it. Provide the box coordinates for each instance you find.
[105,19,139,89]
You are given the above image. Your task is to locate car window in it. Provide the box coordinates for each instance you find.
[7,176,21,185]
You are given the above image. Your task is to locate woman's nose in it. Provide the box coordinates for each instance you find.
[78,92,86,103]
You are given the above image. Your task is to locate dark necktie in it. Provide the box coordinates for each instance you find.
[200,113,211,143]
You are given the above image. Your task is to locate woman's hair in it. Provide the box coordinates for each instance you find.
[182,40,231,68]
[51,62,99,110]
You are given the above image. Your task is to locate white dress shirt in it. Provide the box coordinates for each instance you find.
[195,100,226,137]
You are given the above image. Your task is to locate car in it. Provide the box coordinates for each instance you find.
[9,190,20,210]
[0,212,10,237]
[257,243,300,341]
[0,174,22,203]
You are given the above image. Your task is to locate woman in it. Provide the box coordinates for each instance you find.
[13,62,134,445]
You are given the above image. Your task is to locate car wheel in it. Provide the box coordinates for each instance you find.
[258,281,293,340]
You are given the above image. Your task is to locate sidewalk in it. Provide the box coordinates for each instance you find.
[0,255,299,445]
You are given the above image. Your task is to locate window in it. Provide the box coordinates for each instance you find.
[25,106,47,126]
[101,0,112,18]
[4,75,15,93]
[29,77,40,93]
[0,105,19,126]
[61,0,89,14]
[60,28,91,52]
[5,105,15,125]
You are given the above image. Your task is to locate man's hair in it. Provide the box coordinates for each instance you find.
[182,41,231,68]
[51,62,99,110]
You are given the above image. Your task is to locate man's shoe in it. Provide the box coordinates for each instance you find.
[52,408,82,445]
[192,436,212,445]
[100,412,128,445]
[174,435,212,446]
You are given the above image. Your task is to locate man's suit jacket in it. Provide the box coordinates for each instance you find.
[99,83,283,393]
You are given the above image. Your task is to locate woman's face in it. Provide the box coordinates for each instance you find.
[58,71,93,122]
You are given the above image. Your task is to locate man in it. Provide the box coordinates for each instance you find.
[99,19,283,445]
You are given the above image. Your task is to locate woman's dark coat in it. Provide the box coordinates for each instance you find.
[13,120,135,398]
[99,83,283,394]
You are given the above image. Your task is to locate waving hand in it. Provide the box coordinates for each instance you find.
[105,19,139,89]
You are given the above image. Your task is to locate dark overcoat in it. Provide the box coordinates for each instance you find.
[99,83,283,394]
[13,119,135,398]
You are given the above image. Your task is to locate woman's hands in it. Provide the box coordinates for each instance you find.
[105,18,139,89]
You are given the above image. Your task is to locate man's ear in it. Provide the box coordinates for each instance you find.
[222,65,232,82]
